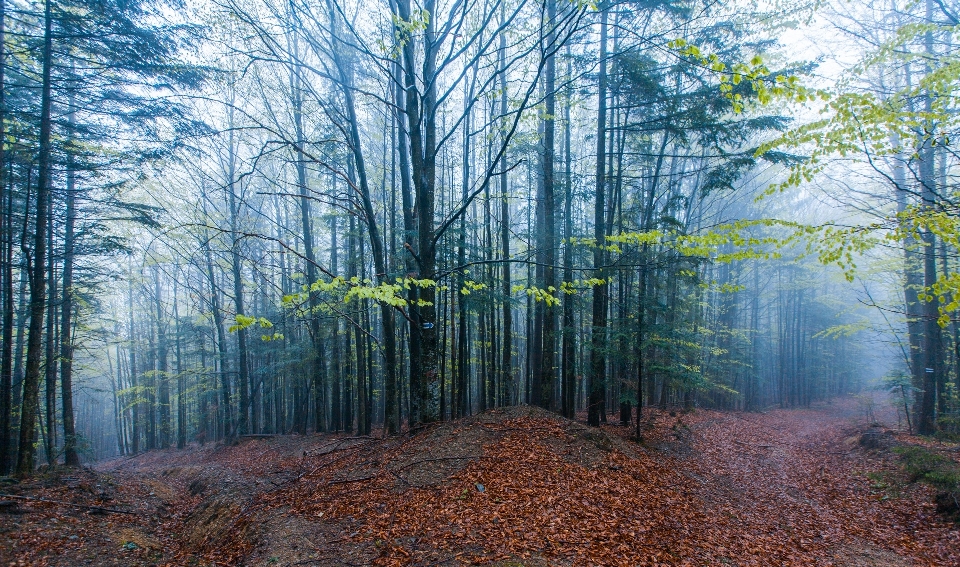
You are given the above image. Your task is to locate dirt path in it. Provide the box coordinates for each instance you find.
[2,397,958,566]
[670,396,958,566]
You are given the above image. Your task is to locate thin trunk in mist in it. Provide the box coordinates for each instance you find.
[535,0,557,410]
[289,31,325,435]
[175,280,186,449]
[588,8,608,427]
[499,13,513,408]
[331,213,342,432]
[17,0,53,475]
[0,0,10,474]
[226,113,250,437]
[561,46,575,419]
[127,270,139,452]
[327,1,397,433]
[60,130,79,466]
[201,192,232,439]
[155,268,170,447]
[44,210,55,466]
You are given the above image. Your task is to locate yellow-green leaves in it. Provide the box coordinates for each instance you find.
[228,315,275,338]
[522,286,561,306]
[460,280,487,296]
[284,275,440,312]
[666,38,826,113]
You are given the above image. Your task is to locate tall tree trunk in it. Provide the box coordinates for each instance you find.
[484,126,497,411]
[226,122,249,437]
[17,0,53,476]
[456,80,471,419]
[396,0,440,424]
[127,270,139,452]
[392,52,420,429]
[154,268,170,447]
[200,197,232,439]
[561,46,575,419]
[111,342,125,454]
[536,0,558,410]
[331,214,342,431]
[12,173,30,430]
[587,8,608,427]
[918,0,942,435]
[0,0,11,474]
[60,140,79,465]
[499,6,513,409]
[327,3,398,433]
[746,261,760,411]
[175,280,186,448]
[44,211,56,465]
[353,216,368,436]
[289,35,325,435]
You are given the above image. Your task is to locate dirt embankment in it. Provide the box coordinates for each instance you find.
[2,399,958,566]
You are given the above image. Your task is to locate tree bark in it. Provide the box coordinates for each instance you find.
[587,8,608,427]
[17,0,53,476]
[561,46,575,419]
[60,138,79,465]
[536,0,558,410]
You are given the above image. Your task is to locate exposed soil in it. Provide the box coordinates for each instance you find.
[1,396,958,566]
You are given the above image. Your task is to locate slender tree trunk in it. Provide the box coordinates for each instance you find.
[154,268,170,448]
[561,47,575,419]
[326,5,398,433]
[200,204,232,439]
[126,270,140,451]
[44,211,56,466]
[456,82,470,419]
[110,342,124,454]
[0,0,11,474]
[353,219,368,436]
[16,0,53,476]
[587,8,608,427]
[331,214,342,431]
[289,37,325,434]
[746,261,760,411]
[220,88,249,438]
[12,172,30,433]
[175,280,186,448]
[60,141,79,465]
[484,126,496,411]
[918,0,942,434]
[535,0,558,410]
[498,8,513,409]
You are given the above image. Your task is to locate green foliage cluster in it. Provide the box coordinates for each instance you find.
[893,445,960,499]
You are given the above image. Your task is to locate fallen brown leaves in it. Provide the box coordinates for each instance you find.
[287,416,708,565]
[246,400,956,566]
[4,397,959,567]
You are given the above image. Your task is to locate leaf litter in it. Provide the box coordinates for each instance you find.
[1,397,957,566]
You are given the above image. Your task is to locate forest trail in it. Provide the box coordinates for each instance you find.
[1,395,958,566]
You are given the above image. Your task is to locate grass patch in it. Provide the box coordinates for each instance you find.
[935,415,960,442]
[865,471,903,499]
[893,445,960,522]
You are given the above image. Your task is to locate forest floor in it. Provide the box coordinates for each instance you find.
[2,393,959,566]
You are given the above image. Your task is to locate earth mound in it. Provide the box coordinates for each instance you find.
[3,398,958,566]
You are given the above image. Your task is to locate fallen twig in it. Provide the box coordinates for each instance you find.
[307,436,375,457]
[387,468,410,485]
[327,475,376,486]
[0,493,138,515]
[733,440,775,449]
[394,455,483,471]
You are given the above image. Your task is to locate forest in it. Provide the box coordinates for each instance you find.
[0,0,957,469]
[0,0,959,563]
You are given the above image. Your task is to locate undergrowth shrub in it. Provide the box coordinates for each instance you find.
[893,445,960,522]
